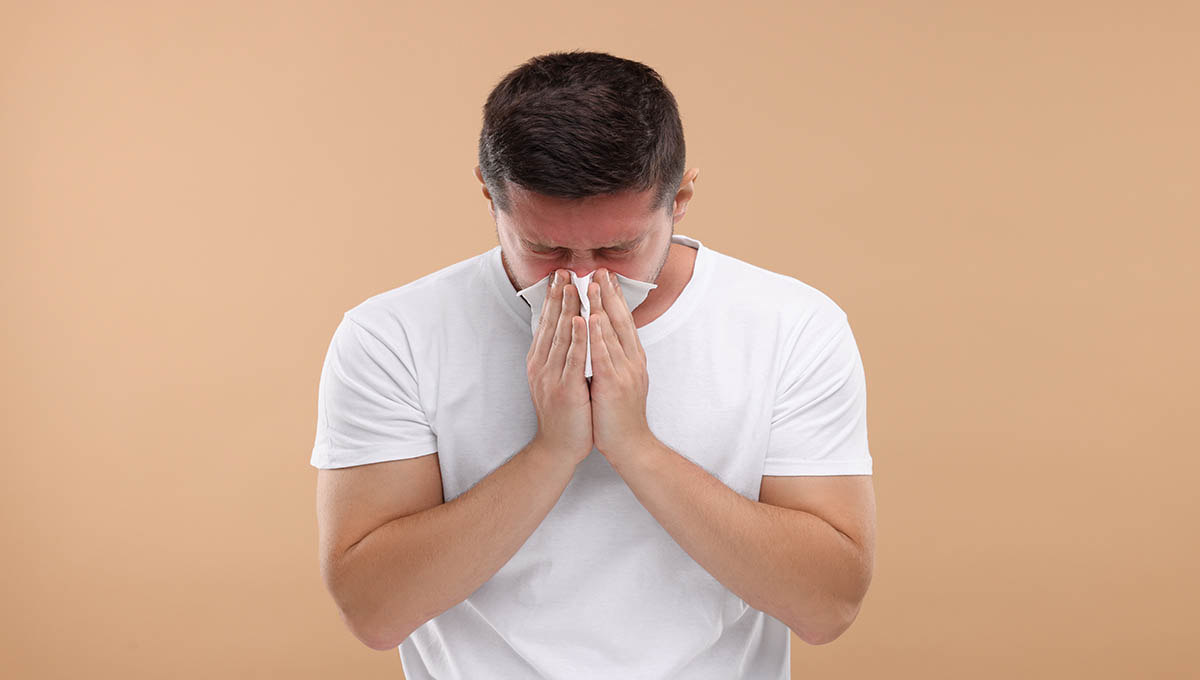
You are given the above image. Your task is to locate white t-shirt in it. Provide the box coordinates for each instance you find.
[311,233,873,679]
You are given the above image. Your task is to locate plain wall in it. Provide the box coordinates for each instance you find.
[2,1,1197,677]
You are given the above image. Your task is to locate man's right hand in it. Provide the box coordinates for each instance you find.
[525,268,594,466]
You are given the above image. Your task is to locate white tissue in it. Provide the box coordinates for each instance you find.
[516,269,657,378]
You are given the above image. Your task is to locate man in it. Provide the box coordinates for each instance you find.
[311,50,875,679]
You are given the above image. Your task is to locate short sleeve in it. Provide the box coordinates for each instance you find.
[762,308,873,476]
[310,312,439,469]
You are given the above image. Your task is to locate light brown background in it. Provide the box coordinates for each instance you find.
[3,2,1197,678]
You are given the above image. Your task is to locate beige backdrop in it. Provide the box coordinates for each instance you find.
[3,2,1197,678]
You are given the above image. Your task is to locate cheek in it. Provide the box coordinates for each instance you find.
[519,259,558,284]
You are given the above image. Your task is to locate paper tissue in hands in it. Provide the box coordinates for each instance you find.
[516,269,657,379]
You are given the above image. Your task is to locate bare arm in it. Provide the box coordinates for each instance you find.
[324,439,576,651]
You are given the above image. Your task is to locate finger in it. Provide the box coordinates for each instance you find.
[566,274,582,318]
[588,279,603,316]
[599,269,639,362]
[529,270,564,366]
[588,309,617,378]
[561,315,586,381]
[585,281,608,378]
[529,271,554,361]
[546,283,576,371]
[536,272,557,329]
[587,279,619,374]
[597,308,630,372]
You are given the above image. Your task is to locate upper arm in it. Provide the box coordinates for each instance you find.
[316,451,445,586]
[758,473,876,643]
[759,474,876,563]
[759,297,876,580]
[309,308,445,582]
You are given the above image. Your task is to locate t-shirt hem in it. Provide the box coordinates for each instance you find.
[311,440,440,469]
[760,457,872,476]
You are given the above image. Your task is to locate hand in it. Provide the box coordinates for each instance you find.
[526,269,594,466]
[585,268,657,465]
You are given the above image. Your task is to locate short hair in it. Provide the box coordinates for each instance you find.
[477,50,687,218]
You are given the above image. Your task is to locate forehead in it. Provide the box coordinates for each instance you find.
[506,184,663,249]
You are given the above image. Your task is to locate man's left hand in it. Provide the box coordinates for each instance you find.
[586,268,657,465]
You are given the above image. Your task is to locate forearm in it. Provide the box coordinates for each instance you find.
[332,439,576,650]
[610,439,868,644]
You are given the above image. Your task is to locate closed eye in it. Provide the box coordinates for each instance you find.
[530,247,632,256]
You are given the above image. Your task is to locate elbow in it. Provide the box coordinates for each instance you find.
[800,618,850,646]
[793,599,863,646]
[324,564,413,652]
[799,553,873,645]
[341,604,413,652]
[363,630,405,653]
[347,615,395,652]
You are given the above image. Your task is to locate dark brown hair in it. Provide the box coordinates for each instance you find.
[477,50,686,218]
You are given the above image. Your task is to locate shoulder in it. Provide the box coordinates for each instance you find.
[344,251,486,335]
[707,248,848,332]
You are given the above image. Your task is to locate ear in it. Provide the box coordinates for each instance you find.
[474,165,496,220]
[672,168,699,224]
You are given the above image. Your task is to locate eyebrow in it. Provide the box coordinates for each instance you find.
[521,234,645,250]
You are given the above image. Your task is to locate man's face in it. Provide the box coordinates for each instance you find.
[495,182,674,292]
